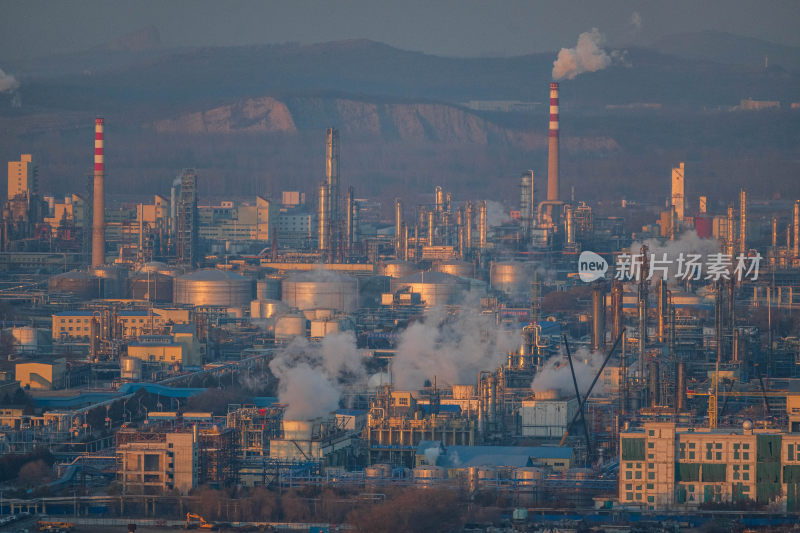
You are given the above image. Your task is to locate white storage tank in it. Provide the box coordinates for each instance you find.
[468,466,499,492]
[490,261,538,299]
[413,465,446,486]
[250,299,288,319]
[435,260,475,279]
[282,271,358,313]
[90,265,127,299]
[378,261,418,279]
[120,356,143,381]
[390,271,468,307]
[274,314,306,341]
[174,269,253,307]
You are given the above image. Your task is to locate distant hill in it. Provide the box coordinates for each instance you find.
[651,31,800,72]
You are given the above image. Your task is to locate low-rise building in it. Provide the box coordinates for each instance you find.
[15,359,66,390]
[116,429,198,495]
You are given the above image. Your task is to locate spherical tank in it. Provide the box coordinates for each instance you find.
[128,273,174,302]
[90,265,127,299]
[257,276,283,300]
[390,271,468,307]
[282,271,358,313]
[490,261,535,298]
[435,260,475,279]
[378,260,418,279]
[274,314,306,341]
[174,269,253,307]
[250,299,288,319]
[48,271,100,300]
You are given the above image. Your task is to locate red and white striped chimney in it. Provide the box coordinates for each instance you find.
[91,117,105,267]
[547,82,559,201]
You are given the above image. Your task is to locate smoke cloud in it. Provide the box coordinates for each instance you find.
[268,331,366,420]
[485,200,509,228]
[629,231,721,284]
[630,12,642,32]
[531,346,608,398]
[552,28,619,80]
[0,68,19,93]
[392,293,517,389]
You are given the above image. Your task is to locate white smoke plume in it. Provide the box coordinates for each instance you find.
[423,446,441,466]
[628,230,721,284]
[0,68,19,93]
[391,293,517,389]
[485,200,509,228]
[630,12,642,32]
[531,346,608,398]
[268,331,366,420]
[552,28,621,80]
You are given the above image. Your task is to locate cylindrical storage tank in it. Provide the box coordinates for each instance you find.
[174,269,253,307]
[120,356,142,381]
[468,466,498,491]
[282,271,358,313]
[128,272,174,302]
[390,272,468,307]
[490,261,535,298]
[378,261,418,279]
[274,314,306,341]
[250,299,288,319]
[695,215,713,239]
[10,327,37,348]
[435,260,475,279]
[413,466,446,487]
[91,265,126,299]
[257,276,283,300]
[310,319,340,338]
[365,464,392,479]
[48,271,100,300]
[513,467,544,489]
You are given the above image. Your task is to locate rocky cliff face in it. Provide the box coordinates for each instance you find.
[152,95,619,152]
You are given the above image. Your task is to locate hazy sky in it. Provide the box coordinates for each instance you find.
[1,0,799,61]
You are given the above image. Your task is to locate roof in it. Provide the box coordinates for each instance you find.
[178,269,249,282]
[432,445,573,469]
[118,310,162,317]
[53,311,97,317]
[171,324,196,334]
[335,409,367,416]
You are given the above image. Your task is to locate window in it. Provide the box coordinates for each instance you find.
[716,452,722,460]
[743,473,749,480]
[689,442,695,448]
[648,472,655,480]
[626,471,632,480]
[743,444,749,449]
[743,452,749,460]
[649,430,655,436]
[689,451,695,460]
[635,471,642,479]
[715,443,722,449]
[647,496,654,503]
[626,492,633,500]
[648,442,654,449]
[789,444,795,462]
[626,483,632,490]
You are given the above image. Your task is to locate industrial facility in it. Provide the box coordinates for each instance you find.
[0,76,798,532]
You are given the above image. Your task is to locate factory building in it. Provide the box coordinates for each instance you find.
[619,421,800,511]
[116,429,198,495]
[15,359,66,390]
[7,154,35,200]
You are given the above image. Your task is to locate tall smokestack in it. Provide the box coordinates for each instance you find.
[547,82,560,201]
[92,118,105,267]
[394,198,403,256]
[739,188,747,254]
[794,200,800,257]
[479,201,487,249]
[325,128,339,258]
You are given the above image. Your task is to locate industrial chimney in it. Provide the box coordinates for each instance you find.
[547,82,560,201]
[92,118,105,267]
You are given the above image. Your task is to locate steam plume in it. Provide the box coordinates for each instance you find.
[392,293,517,389]
[0,68,19,93]
[531,346,608,397]
[629,231,720,283]
[268,331,366,420]
[552,28,616,80]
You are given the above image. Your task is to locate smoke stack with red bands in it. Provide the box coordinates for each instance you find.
[92,118,105,267]
[547,82,559,201]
